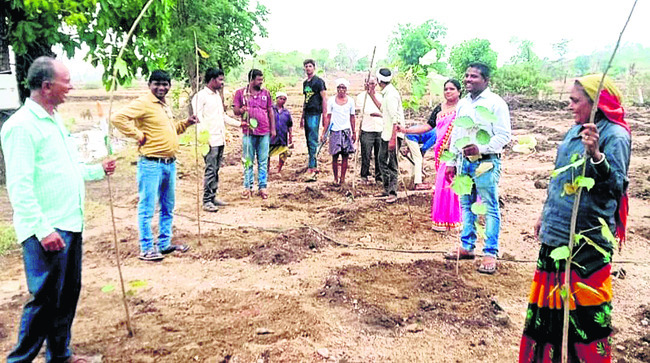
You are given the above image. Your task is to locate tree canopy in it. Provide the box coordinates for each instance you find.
[448,38,498,81]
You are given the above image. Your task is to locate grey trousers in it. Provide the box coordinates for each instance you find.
[360,130,382,181]
[378,140,399,196]
[203,145,224,204]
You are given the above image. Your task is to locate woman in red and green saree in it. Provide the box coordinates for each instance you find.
[519,74,631,362]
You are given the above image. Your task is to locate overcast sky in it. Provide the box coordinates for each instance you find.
[256,0,649,64]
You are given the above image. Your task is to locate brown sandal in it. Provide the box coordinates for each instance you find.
[259,189,269,200]
[477,256,497,274]
[241,189,252,199]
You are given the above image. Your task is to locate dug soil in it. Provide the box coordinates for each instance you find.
[1,88,649,362]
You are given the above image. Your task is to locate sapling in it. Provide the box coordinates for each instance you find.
[105,0,158,337]
[542,2,638,361]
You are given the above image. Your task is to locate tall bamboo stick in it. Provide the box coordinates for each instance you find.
[560,1,637,361]
[104,0,158,336]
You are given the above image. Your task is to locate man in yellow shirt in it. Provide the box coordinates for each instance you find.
[112,70,197,261]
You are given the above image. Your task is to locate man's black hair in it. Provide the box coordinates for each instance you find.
[149,70,171,84]
[303,59,316,67]
[248,69,263,82]
[467,62,491,79]
[205,68,225,83]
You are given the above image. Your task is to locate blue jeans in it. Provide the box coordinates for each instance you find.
[137,157,176,253]
[243,134,270,190]
[458,157,502,257]
[304,114,321,169]
[406,128,437,155]
[7,230,82,363]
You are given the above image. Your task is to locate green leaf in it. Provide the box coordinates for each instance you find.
[551,157,585,178]
[454,136,471,150]
[559,286,568,300]
[580,234,611,262]
[549,246,570,261]
[197,47,210,58]
[451,174,474,196]
[475,105,497,123]
[597,217,617,246]
[471,202,487,215]
[574,176,595,190]
[128,280,147,289]
[101,284,115,293]
[575,282,601,297]
[475,221,486,239]
[453,116,474,128]
[570,153,581,163]
[115,58,128,78]
[439,150,455,162]
[476,130,491,145]
[249,118,258,129]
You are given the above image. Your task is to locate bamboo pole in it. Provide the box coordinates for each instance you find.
[560,1,637,361]
[193,31,202,246]
[104,0,157,337]
[351,47,376,193]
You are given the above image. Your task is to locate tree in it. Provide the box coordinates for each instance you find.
[492,39,551,97]
[2,0,175,100]
[448,38,498,80]
[354,56,369,72]
[333,43,357,71]
[388,19,446,68]
[165,0,268,91]
[573,55,591,76]
[387,19,447,111]
[309,49,331,71]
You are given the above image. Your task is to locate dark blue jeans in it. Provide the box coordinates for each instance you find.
[304,114,321,169]
[7,230,82,363]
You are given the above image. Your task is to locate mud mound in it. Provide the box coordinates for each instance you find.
[250,227,330,265]
[329,201,389,227]
[279,186,325,203]
[504,96,569,111]
[318,260,504,330]
[77,289,321,362]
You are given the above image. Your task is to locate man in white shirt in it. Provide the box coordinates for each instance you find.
[444,62,512,274]
[192,68,241,212]
[356,76,384,184]
[368,68,405,204]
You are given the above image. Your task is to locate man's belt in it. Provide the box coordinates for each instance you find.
[142,155,176,164]
[477,153,501,161]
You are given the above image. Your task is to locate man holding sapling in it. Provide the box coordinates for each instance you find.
[443,62,511,274]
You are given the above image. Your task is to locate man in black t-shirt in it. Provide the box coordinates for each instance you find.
[300,59,327,181]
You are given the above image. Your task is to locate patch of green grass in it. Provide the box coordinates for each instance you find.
[0,223,17,255]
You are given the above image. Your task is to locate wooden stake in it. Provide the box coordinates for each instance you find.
[193,31,202,247]
[351,47,376,194]
[560,1,637,361]
[103,0,157,337]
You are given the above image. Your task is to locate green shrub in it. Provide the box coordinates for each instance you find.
[492,63,552,97]
[0,224,17,255]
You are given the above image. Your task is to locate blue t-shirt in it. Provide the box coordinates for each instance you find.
[270,106,293,146]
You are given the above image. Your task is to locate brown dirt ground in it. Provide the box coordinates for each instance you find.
[1,87,649,362]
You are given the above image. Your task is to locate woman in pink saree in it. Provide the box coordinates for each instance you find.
[400,79,462,231]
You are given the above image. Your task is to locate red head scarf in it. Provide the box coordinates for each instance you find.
[577,75,630,248]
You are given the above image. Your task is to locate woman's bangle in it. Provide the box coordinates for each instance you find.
[590,154,606,165]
